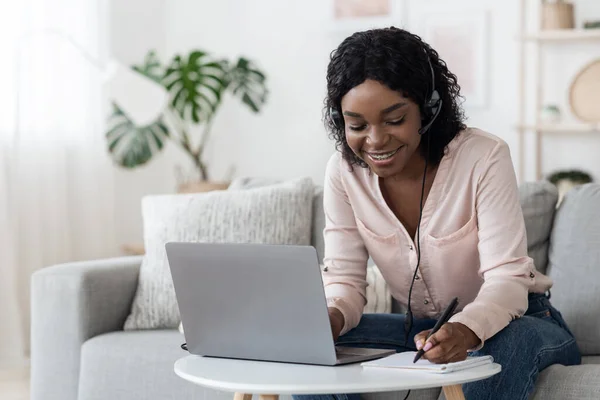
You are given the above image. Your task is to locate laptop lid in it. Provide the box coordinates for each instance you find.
[166,242,337,365]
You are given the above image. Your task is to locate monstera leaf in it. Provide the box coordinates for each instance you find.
[105,52,169,168]
[163,51,228,123]
[132,50,164,84]
[226,57,268,113]
[106,105,169,168]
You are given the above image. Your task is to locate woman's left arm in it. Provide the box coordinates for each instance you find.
[448,141,534,347]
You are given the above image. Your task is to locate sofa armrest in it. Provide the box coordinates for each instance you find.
[30,256,142,400]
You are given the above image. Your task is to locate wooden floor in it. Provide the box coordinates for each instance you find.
[0,366,30,400]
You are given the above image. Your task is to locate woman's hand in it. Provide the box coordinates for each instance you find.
[328,307,345,342]
[413,322,480,364]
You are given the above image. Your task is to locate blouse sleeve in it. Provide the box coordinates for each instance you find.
[449,141,534,347]
[321,154,370,335]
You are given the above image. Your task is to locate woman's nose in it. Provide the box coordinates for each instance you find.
[366,126,388,148]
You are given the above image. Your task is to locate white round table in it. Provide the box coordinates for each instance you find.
[174,355,501,400]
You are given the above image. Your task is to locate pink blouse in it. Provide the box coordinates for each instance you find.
[322,128,552,345]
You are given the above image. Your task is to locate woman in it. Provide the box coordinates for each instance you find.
[294,28,580,400]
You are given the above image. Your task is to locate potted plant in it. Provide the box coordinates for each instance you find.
[105,50,268,192]
[548,169,593,206]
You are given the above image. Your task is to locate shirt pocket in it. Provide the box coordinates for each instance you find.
[355,216,399,245]
[426,213,477,247]
[354,217,404,272]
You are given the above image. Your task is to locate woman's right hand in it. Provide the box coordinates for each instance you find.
[328,307,345,342]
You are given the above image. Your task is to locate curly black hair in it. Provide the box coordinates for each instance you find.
[324,27,466,169]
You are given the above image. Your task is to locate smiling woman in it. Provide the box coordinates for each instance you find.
[294,27,581,400]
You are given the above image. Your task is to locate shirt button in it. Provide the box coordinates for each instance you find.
[409,245,413,250]
[415,275,420,280]
[530,272,535,278]
[424,299,429,305]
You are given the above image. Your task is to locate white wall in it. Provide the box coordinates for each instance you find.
[110,0,191,248]
[109,0,600,247]
[160,0,526,185]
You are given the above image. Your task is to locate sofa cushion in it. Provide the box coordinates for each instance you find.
[124,177,314,330]
[546,184,600,355]
[79,330,233,400]
[229,177,325,263]
[583,356,600,364]
[519,181,559,274]
[364,265,392,314]
[530,363,600,399]
[311,186,325,263]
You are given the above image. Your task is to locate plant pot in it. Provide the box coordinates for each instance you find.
[177,181,230,194]
[542,1,575,30]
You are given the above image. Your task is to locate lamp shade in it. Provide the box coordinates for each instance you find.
[104,60,169,127]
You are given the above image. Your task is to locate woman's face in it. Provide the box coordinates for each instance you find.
[341,79,423,179]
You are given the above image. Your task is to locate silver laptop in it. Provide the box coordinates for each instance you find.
[165,242,395,365]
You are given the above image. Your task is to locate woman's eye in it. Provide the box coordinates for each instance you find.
[349,125,367,131]
[386,118,404,126]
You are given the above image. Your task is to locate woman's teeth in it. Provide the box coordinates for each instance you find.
[369,148,399,160]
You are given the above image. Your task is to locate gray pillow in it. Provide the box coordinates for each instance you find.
[519,181,559,273]
[546,183,600,356]
[230,177,326,264]
[124,177,314,330]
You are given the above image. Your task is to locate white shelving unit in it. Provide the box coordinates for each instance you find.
[517,1,600,181]
[517,123,600,133]
[522,28,600,41]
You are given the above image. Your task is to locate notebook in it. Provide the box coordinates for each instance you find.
[361,351,494,374]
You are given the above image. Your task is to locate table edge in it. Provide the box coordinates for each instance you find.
[174,358,502,395]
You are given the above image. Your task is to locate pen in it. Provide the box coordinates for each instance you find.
[413,296,459,363]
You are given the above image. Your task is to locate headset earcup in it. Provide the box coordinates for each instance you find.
[419,93,442,135]
[427,90,441,116]
[330,108,343,129]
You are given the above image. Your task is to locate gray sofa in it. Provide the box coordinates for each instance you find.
[31,179,600,400]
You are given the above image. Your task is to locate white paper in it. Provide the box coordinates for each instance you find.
[361,351,494,374]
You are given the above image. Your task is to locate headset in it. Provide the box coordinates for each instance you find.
[328,49,443,348]
[404,50,442,348]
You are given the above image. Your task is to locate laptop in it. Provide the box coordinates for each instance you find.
[165,242,395,365]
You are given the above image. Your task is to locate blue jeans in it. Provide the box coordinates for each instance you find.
[293,293,581,400]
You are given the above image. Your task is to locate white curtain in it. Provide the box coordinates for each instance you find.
[0,0,116,366]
